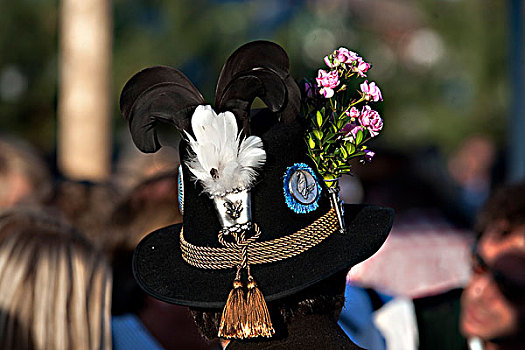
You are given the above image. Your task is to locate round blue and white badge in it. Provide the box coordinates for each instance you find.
[283,163,321,214]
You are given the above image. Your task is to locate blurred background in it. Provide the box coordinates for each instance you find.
[1,0,523,180]
[1,0,524,308]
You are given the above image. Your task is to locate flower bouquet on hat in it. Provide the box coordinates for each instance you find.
[302,47,384,233]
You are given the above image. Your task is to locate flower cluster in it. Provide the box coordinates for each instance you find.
[303,47,384,188]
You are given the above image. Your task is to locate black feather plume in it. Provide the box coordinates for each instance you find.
[120,66,205,153]
[215,41,300,134]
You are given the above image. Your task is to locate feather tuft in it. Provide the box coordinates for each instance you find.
[185,105,266,197]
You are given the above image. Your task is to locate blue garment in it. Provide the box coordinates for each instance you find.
[112,313,164,350]
[338,284,392,350]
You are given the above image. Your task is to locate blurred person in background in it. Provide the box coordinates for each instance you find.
[447,135,497,225]
[459,183,525,350]
[0,136,52,208]
[113,135,180,192]
[108,170,219,350]
[359,147,473,228]
[0,208,112,349]
[44,179,123,250]
[414,182,525,350]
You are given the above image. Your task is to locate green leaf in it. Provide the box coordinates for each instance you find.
[316,111,323,127]
[338,165,352,171]
[324,132,336,142]
[308,136,315,149]
[313,130,323,140]
[346,142,355,155]
[340,146,348,158]
[323,174,336,182]
[356,129,363,144]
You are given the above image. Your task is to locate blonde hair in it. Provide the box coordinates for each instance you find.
[0,209,112,349]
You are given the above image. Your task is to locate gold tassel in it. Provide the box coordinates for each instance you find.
[245,275,275,338]
[218,279,248,339]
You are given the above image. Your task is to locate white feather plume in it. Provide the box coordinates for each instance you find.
[185,105,266,197]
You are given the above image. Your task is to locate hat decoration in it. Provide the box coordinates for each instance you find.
[283,162,322,214]
[184,105,271,338]
[177,165,184,215]
[184,105,266,198]
[121,41,393,341]
[302,47,384,233]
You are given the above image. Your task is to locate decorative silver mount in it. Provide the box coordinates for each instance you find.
[213,189,253,234]
[327,186,346,234]
[221,222,253,236]
[224,199,243,219]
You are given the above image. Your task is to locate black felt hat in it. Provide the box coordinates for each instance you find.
[121,41,393,338]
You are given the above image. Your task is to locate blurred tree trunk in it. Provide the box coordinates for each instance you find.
[58,0,112,181]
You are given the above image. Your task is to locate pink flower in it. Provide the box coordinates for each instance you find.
[316,69,339,98]
[345,106,360,119]
[368,115,383,137]
[360,80,383,102]
[324,48,359,68]
[358,105,373,127]
[324,55,335,68]
[335,47,358,64]
[359,105,383,137]
[353,58,370,77]
[341,123,363,142]
[319,87,334,98]
[364,150,375,162]
[316,69,340,89]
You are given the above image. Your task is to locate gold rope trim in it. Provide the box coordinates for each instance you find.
[180,208,338,269]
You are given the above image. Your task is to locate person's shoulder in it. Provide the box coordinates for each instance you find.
[111,314,164,350]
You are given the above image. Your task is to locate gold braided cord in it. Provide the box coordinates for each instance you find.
[180,209,338,269]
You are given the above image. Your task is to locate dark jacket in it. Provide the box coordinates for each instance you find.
[413,288,468,350]
[226,313,363,350]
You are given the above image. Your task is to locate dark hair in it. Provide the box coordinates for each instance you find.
[108,170,181,315]
[109,170,181,251]
[189,269,348,340]
[475,182,525,235]
[45,180,121,249]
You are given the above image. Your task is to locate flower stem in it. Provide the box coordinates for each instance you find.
[338,96,365,119]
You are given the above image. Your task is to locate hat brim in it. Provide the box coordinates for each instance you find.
[133,204,393,309]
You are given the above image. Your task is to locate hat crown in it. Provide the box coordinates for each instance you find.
[181,112,330,247]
